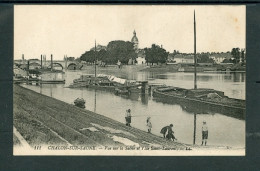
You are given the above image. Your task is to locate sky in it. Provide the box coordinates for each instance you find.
[14,5,245,60]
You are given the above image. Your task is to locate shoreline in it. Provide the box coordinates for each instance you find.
[13,84,245,155]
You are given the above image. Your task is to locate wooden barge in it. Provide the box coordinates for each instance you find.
[69,74,142,95]
[152,86,245,119]
[13,69,65,84]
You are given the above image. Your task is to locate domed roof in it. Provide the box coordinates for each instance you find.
[131,30,138,43]
[131,36,138,43]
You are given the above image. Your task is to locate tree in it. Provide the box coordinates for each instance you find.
[106,40,137,64]
[197,54,214,63]
[144,44,169,65]
[241,49,245,63]
[80,50,96,63]
[173,50,179,55]
[97,49,109,63]
[231,48,240,63]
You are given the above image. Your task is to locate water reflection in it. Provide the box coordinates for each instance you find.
[94,89,97,113]
[155,72,245,86]
[20,70,245,147]
[141,94,149,105]
[153,96,245,120]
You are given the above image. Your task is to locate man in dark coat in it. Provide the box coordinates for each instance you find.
[160,124,177,141]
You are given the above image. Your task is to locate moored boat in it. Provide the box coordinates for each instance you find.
[152,86,245,119]
[69,74,142,94]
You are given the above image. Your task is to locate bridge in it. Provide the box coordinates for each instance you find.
[14,59,83,70]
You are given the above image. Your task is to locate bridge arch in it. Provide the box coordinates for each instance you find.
[67,63,77,70]
[29,62,41,70]
[47,63,63,70]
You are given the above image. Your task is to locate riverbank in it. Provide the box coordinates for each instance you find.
[14,84,187,154]
[13,84,244,155]
[79,64,245,74]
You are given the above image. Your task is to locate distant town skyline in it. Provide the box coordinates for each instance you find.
[14,5,245,60]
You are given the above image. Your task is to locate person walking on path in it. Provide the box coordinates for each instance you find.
[166,124,177,141]
[160,124,177,141]
[125,109,132,127]
[146,117,152,133]
[201,121,208,146]
[160,125,169,138]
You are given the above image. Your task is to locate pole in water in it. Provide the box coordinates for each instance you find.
[27,60,29,71]
[94,40,97,79]
[40,54,42,69]
[194,10,197,89]
[94,89,97,113]
[193,113,197,145]
[51,54,53,71]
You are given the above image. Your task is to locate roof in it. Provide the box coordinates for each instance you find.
[131,36,138,43]
[131,30,138,43]
[209,53,232,59]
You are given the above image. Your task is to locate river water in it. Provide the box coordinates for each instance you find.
[21,66,245,148]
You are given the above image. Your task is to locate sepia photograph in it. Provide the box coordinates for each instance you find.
[13,5,245,156]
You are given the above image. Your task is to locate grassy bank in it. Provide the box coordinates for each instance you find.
[14,84,187,149]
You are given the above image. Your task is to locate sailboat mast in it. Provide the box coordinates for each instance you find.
[194,10,197,89]
[95,40,97,79]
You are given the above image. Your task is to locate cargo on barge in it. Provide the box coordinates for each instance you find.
[69,74,142,95]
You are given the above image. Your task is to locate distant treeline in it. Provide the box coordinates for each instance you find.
[79,40,245,65]
[80,41,137,65]
[79,41,169,65]
[169,48,246,64]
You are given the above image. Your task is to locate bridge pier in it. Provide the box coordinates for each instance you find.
[64,55,67,71]
[15,55,80,71]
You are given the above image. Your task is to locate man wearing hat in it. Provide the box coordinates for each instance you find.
[201,121,208,146]
[166,124,177,141]
[160,124,177,141]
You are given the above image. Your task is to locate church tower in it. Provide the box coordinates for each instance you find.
[131,30,139,51]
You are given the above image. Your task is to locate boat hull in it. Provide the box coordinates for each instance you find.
[153,89,245,120]
[41,80,65,84]
[86,85,115,92]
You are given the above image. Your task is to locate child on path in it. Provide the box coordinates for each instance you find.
[146,117,152,133]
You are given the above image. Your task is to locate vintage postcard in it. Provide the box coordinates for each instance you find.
[13,5,245,156]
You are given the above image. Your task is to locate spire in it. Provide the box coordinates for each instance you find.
[133,30,136,36]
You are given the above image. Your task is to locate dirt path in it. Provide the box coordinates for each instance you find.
[14,84,188,150]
